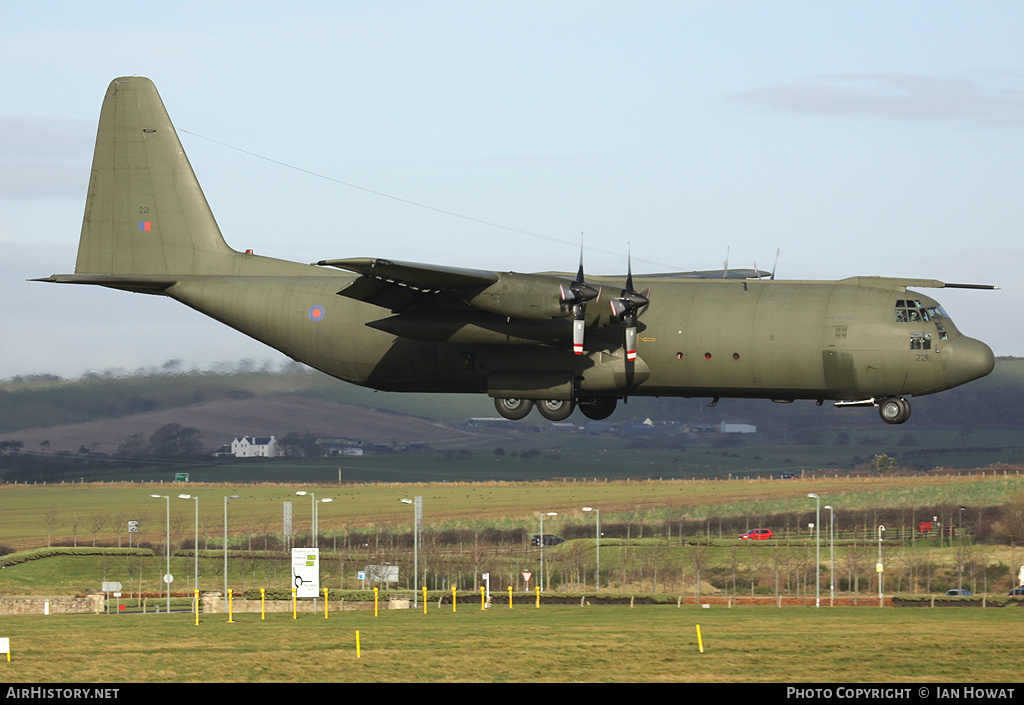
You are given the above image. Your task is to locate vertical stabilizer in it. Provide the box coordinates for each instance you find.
[75,76,237,276]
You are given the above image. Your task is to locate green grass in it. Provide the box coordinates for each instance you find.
[0,605,1020,682]
[3,474,1023,549]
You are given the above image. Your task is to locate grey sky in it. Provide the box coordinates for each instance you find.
[1,1,1021,378]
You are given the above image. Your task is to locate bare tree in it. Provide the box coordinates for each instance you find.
[44,510,61,547]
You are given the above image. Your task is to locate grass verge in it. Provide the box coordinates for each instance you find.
[0,605,1018,683]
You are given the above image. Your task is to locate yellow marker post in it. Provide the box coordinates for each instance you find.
[452,586,458,612]
[194,589,200,626]
[696,624,704,653]
[227,589,235,623]
[355,630,361,659]
[373,587,379,617]
[508,586,513,609]
[260,588,266,620]
[422,586,428,614]
[535,585,540,608]
[292,588,297,619]
[324,587,330,619]
[480,586,486,610]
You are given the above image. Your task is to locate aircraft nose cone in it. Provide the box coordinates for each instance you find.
[943,335,995,389]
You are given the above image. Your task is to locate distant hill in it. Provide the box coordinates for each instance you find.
[1,359,1022,456]
[0,395,488,456]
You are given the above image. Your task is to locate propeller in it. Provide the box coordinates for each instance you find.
[559,247,598,355]
[609,247,650,361]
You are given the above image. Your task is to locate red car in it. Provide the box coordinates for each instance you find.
[739,528,774,540]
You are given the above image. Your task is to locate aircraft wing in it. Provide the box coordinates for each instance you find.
[841,277,1000,290]
[317,258,499,289]
[643,268,769,279]
[317,257,500,312]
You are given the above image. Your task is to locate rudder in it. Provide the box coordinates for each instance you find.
[75,76,237,276]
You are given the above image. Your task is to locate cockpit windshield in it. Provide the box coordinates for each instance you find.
[895,299,951,346]
[895,300,948,323]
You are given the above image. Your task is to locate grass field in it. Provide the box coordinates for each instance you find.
[4,473,1023,550]
[0,605,1019,683]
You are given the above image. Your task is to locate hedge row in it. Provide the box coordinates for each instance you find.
[0,546,155,568]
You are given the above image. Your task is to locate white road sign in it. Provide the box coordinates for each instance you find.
[292,548,320,598]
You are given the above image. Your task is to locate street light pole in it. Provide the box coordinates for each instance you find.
[878,524,885,607]
[295,491,315,546]
[178,494,199,592]
[223,494,239,599]
[582,507,600,593]
[808,493,820,608]
[824,505,834,607]
[539,512,557,592]
[958,505,966,593]
[149,494,170,613]
[401,497,422,607]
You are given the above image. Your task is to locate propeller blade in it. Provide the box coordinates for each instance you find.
[612,246,649,361]
[573,306,586,355]
[566,240,595,355]
[625,313,638,362]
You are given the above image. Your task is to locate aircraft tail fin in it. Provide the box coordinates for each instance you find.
[75,76,238,277]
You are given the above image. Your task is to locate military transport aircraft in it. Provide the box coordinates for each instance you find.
[36,77,997,424]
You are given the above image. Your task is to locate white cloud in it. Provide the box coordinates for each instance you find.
[733,73,1024,125]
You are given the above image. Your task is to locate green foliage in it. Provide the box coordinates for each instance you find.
[0,546,154,568]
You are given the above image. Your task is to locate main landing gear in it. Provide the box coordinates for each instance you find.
[493,396,617,421]
[878,396,912,425]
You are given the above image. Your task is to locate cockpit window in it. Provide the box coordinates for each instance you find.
[895,301,947,323]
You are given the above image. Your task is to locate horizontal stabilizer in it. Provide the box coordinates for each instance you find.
[30,273,178,294]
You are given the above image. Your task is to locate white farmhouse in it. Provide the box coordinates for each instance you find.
[230,436,280,458]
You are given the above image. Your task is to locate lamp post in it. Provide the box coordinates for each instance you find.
[808,493,820,608]
[295,492,332,547]
[223,494,239,599]
[824,505,834,607]
[401,497,422,607]
[539,512,557,592]
[878,525,885,607]
[177,494,199,592]
[582,507,600,593]
[149,494,170,613]
[958,505,967,593]
[295,491,316,546]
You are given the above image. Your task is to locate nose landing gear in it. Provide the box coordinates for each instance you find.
[878,396,912,425]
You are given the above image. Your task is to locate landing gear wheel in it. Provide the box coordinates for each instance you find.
[494,397,534,420]
[577,397,617,420]
[878,396,912,425]
[536,399,575,421]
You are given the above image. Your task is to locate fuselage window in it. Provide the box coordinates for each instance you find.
[910,332,932,350]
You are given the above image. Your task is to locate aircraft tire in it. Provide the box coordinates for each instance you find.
[536,399,575,421]
[878,396,911,425]
[578,397,617,420]
[494,397,534,420]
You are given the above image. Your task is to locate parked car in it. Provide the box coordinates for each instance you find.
[739,528,774,540]
[530,534,565,547]
[1008,587,1024,596]
[945,589,972,596]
